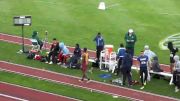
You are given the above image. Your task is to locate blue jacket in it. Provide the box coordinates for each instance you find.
[122,53,133,71]
[117,48,126,58]
[59,42,69,55]
[93,36,104,47]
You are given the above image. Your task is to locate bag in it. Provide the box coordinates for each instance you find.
[27,52,35,59]
[34,55,42,60]
[92,62,99,68]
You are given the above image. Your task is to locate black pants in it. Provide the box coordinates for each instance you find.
[140,68,148,85]
[117,58,123,76]
[173,70,180,88]
[69,55,80,66]
[122,68,132,85]
[47,51,58,63]
[126,47,134,57]
[96,46,104,61]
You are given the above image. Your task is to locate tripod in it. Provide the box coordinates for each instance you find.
[43,31,48,50]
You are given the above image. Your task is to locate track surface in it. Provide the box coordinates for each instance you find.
[0,33,171,73]
[0,82,78,101]
[0,61,178,101]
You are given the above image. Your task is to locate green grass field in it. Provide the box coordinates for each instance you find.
[0,71,127,101]
[0,41,180,99]
[1,0,180,64]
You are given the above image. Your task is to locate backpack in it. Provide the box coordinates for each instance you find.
[27,52,35,59]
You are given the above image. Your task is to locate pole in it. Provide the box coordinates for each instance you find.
[44,31,48,50]
[22,25,25,52]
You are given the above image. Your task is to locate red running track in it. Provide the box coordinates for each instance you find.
[0,33,171,72]
[0,82,78,101]
[0,61,178,101]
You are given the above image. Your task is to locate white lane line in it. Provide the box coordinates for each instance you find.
[0,93,29,101]
[1,61,179,101]
[0,81,80,101]
[0,68,140,101]
[0,33,96,53]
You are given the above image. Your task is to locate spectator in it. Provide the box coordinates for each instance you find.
[144,45,156,72]
[93,32,105,62]
[124,29,137,57]
[58,42,70,65]
[68,44,81,68]
[46,38,59,64]
[121,50,133,86]
[173,55,180,92]
[116,43,126,76]
[32,31,43,50]
[137,51,149,89]
[79,48,90,82]
[168,42,178,73]
[151,56,163,72]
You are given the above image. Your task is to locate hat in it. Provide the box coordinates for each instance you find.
[144,45,149,50]
[128,29,133,33]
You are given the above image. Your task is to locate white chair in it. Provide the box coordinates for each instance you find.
[99,49,108,69]
[108,52,117,73]
[30,39,40,51]
[99,50,117,73]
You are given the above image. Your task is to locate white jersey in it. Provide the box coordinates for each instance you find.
[175,61,180,71]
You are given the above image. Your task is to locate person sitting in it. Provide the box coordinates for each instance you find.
[68,44,81,68]
[151,56,163,72]
[46,38,59,64]
[58,42,70,65]
[173,55,180,92]
[32,31,43,50]
[144,45,156,68]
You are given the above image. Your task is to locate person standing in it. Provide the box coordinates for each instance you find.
[168,42,178,73]
[173,55,180,92]
[79,48,90,82]
[32,31,43,50]
[137,51,149,89]
[117,43,126,76]
[121,50,133,86]
[93,32,105,62]
[124,29,137,57]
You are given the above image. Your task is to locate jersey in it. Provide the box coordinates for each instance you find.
[137,55,149,70]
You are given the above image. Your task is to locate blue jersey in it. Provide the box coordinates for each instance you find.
[117,48,126,58]
[137,55,148,69]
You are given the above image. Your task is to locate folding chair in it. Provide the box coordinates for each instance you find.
[30,39,40,51]
[99,50,117,73]
[108,52,117,73]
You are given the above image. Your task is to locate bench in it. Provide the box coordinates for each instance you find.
[131,66,173,85]
[149,70,173,85]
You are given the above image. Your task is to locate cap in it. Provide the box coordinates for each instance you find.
[144,45,149,50]
[128,29,133,33]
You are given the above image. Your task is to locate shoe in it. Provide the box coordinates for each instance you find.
[140,86,144,90]
[45,61,49,64]
[57,62,61,65]
[79,79,83,82]
[144,81,147,86]
[175,86,179,92]
[49,61,53,64]
[86,79,91,83]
